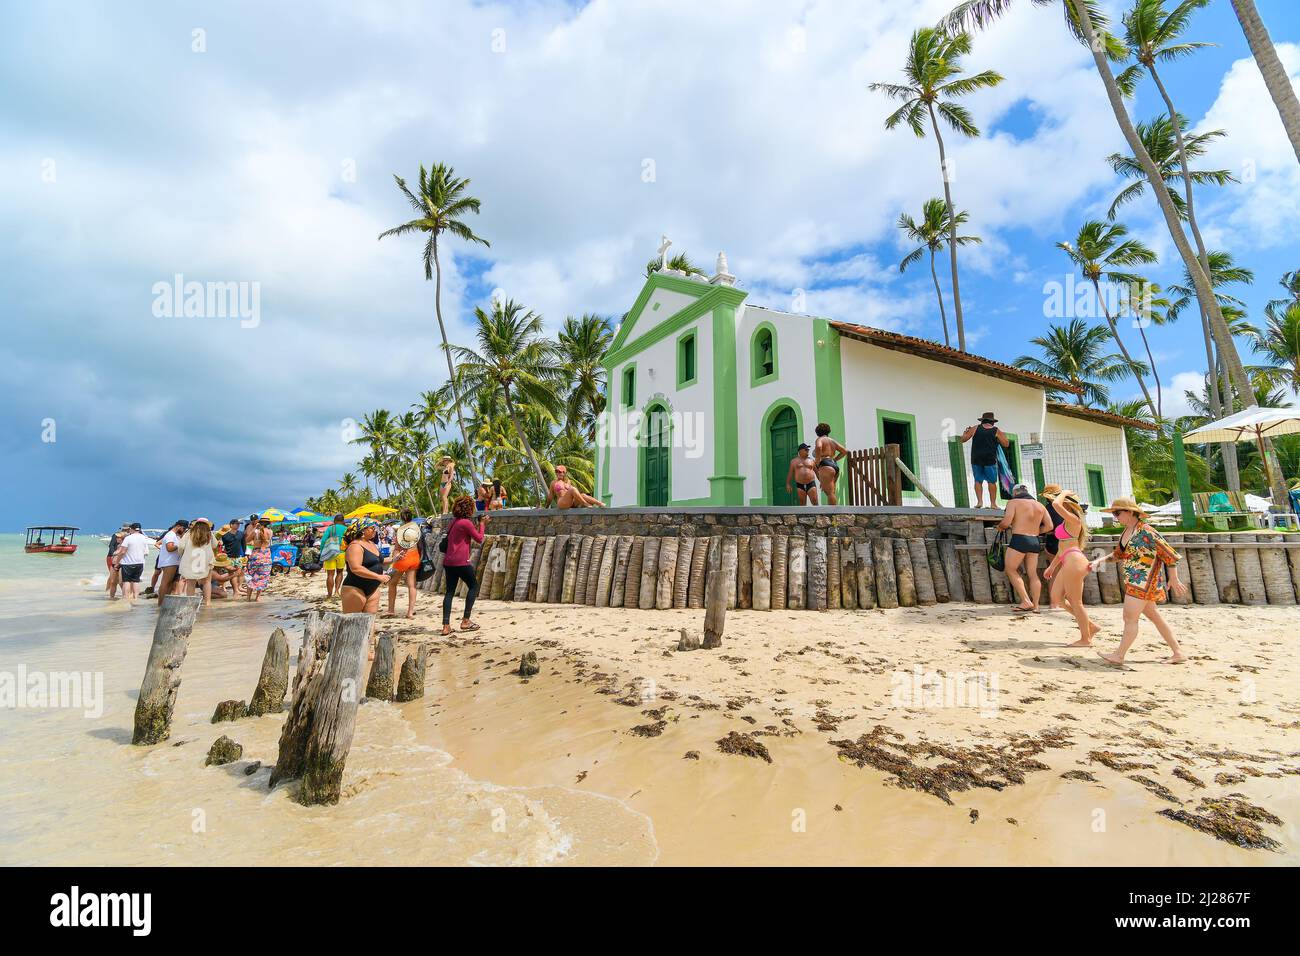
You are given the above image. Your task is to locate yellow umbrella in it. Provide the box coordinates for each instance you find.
[345,503,398,520]
[260,507,294,523]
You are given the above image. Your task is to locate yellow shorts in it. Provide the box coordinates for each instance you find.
[323,553,346,571]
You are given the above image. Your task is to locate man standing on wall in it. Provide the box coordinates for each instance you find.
[960,411,1009,508]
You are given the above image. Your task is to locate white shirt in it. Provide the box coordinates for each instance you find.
[118,532,151,566]
[156,530,183,568]
[178,535,215,579]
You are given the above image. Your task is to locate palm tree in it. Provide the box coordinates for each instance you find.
[896,198,982,348]
[1014,319,1141,407]
[354,409,397,498]
[1264,269,1300,323]
[869,27,1003,353]
[557,314,613,439]
[1057,221,1160,418]
[1105,114,1233,221]
[1245,302,1300,396]
[945,2,1261,447]
[1229,0,1300,164]
[447,299,564,500]
[411,389,448,446]
[378,163,489,490]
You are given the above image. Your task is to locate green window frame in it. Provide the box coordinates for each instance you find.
[876,408,919,498]
[1085,464,1106,508]
[750,322,778,386]
[620,363,636,409]
[1031,458,1047,497]
[946,437,969,508]
[676,328,698,389]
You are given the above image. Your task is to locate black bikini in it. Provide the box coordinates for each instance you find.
[342,544,384,596]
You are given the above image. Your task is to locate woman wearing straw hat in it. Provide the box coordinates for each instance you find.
[1041,490,1100,646]
[384,508,422,619]
[1091,497,1188,666]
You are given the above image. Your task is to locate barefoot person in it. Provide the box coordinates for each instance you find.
[1041,490,1099,647]
[441,496,485,636]
[340,518,389,615]
[813,423,848,506]
[546,465,604,509]
[178,518,216,606]
[960,412,1009,508]
[319,513,347,599]
[153,519,188,601]
[996,484,1052,611]
[786,443,820,505]
[384,509,421,619]
[113,523,152,603]
[1093,498,1189,666]
[438,456,456,515]
[244,518,272,602]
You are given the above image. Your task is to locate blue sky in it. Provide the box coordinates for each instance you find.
[2,0,1297,530]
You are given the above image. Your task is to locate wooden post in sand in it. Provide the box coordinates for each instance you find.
[1231,533,1267,605]
[514,538,537,602]
[1210,541,1240,603]
[560,536,581,604]
[807,533,827,611]
[534,537,555,603]
[855,539,877,610]
[752,534,772,611]
[366,632,395,700]
[610,536,633,608]
[1181,533,1218,604]
[771,534,789,611]
[546,535,569,604]
[272,612,339,787]
[503,536,524,601]
[131,595,202,745]
[923,539,949,603]
[1258,536,1299,604]
[490,539,511,601]
[737,536,753,610]
[826,536,840,610]
[720,535,739,610]
[305,607,333,656]
[839,538,857,610]
[595,534,618,608]
[980,530,1008,605]
[584,536,607,606]
[656,536,679,609]
[299,613,373,806]
[673,536,696,608]
[907,539,937,606]
[936,539,965,602]
[1162,534,1193,606]
[1287,540,1300,602]
[394,645,427,702]
[573,536,594,605]
[871,539,898,609]
[893,539,917,607]
[247,627,290,717]
[624,537,645,608]
[639,537,661,609]
[686,535,710,609]
[786,536,807,610]
[703,562,727,649]
[964,522,993,604]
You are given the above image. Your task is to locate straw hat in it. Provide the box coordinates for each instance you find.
[1040,483,1063,499]
[214,552,232,568]
[396,524,421,548]
[1101,496,1147,520]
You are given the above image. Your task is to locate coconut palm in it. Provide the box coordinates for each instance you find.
[353,410,398,498]
[1057,221,1160,418]
[1264,270,1300,324]
[945,0,1262,471]
[896,198,982,348]
[378,163,489,490]
[1245,302,1300,396]
[1229,0,1300,164]
[1014,318,1141,407]
[869,27,1003,353]
[1105,114,1233,220]
[557,314,614,439]
[447,299,564,500]
[411,389,448,446]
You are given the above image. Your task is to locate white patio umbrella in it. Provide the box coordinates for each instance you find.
[1182,406,1300,501]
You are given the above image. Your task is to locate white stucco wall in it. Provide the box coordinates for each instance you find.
[616,287,700,345]
[1043,411,1133,509]
[839,340,1048,507]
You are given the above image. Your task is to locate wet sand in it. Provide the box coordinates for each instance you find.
[275,573,1300,865]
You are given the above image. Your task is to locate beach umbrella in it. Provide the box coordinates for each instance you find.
[345,503,398,519]
[1182,407,1300,499]
[292,509,329,523]
[259,507,295,523]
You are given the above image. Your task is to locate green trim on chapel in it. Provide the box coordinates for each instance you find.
[605,278,745,368]
[811,318,847,501]
[638,397,674,507]
[751,397,805,505]
[709,300,745,504]
[607,271,712,356]
[676,326,699,389]
[876,407,920,501]
[749,320,779,387]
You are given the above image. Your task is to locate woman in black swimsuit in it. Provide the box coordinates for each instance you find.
[341,518,389,615]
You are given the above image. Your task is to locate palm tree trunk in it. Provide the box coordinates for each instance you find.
[1149,63,1240,488]
[1135,320,1163,420]
[503,385,549,502]
[1231,0,1300,164]
[432,235,480,490]
[1093,278,1158,419]
[926,102,966,352]
[928,248,951,347]
[1067,1,1290,500]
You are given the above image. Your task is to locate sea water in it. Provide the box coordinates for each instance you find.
[0,534,655,865]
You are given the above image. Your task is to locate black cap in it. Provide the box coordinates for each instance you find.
[798,442,810,450]
[129,522,142,530]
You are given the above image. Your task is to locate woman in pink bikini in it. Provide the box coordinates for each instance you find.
[1041,490,1099,647]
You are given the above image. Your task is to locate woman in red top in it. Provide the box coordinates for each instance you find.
[442,495,486,635]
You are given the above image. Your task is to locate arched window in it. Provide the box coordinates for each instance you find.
[751,324,777,385]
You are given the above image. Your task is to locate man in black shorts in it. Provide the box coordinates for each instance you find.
[997,484,1052,611]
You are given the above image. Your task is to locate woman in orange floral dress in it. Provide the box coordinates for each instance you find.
[1090,497,1188,666]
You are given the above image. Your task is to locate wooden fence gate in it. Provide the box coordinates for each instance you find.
[846,444,903,506]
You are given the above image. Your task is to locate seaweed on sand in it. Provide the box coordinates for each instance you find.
[1158,796,1282,851]
[717,732,772,764]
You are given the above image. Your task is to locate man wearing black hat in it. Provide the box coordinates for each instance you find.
[786,443,820,505]
[960,411,1009,508]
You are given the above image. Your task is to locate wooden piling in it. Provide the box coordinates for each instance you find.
[1287,542,1300,604]
[394,644,427,703]
[786,536,807,610]
[737,535,753,610]
[1231,533,1267,605]
[490,540,511,601]
[502,535,524,601]
[298,613,374,806]
[687,535,710,609]
[572,536,593,605]
[752,534,773,611]
[982,529,1010,605]
[936,538,965,602]
[560,536,581,604]
[534,537,555,603]
[546,535,569,604]
[872,538,898,609]
[826,536,840,610]
[908,539,937,605]
[807,533,828,611]
[924,539,949,603]
[771,534,789,611]
[1256,532,1295,605]
[132,595,202,745]
[673,536,696,608]
[840,538,857,610]
[893,539,917,607]
[1163,533,1194,606]
[1210,539,1240,603]
[703,561,727,650]
[721,536,739,611]
[625,537,645,608]
[610,535,632,608]
[585,535,608,606]
[1096,555,1122,604]
[855,539,877,610]
[1182,533,1218,604]
[514,538,537,602]
[656,536,679,609]
[247,627,290,717]
[964,522,992,604]
[1082,566,1102,605]
[639,537,661,609]
[305,607,334,656]
[365,632,395,700]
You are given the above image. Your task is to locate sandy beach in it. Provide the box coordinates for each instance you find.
[269,573,1300,865]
